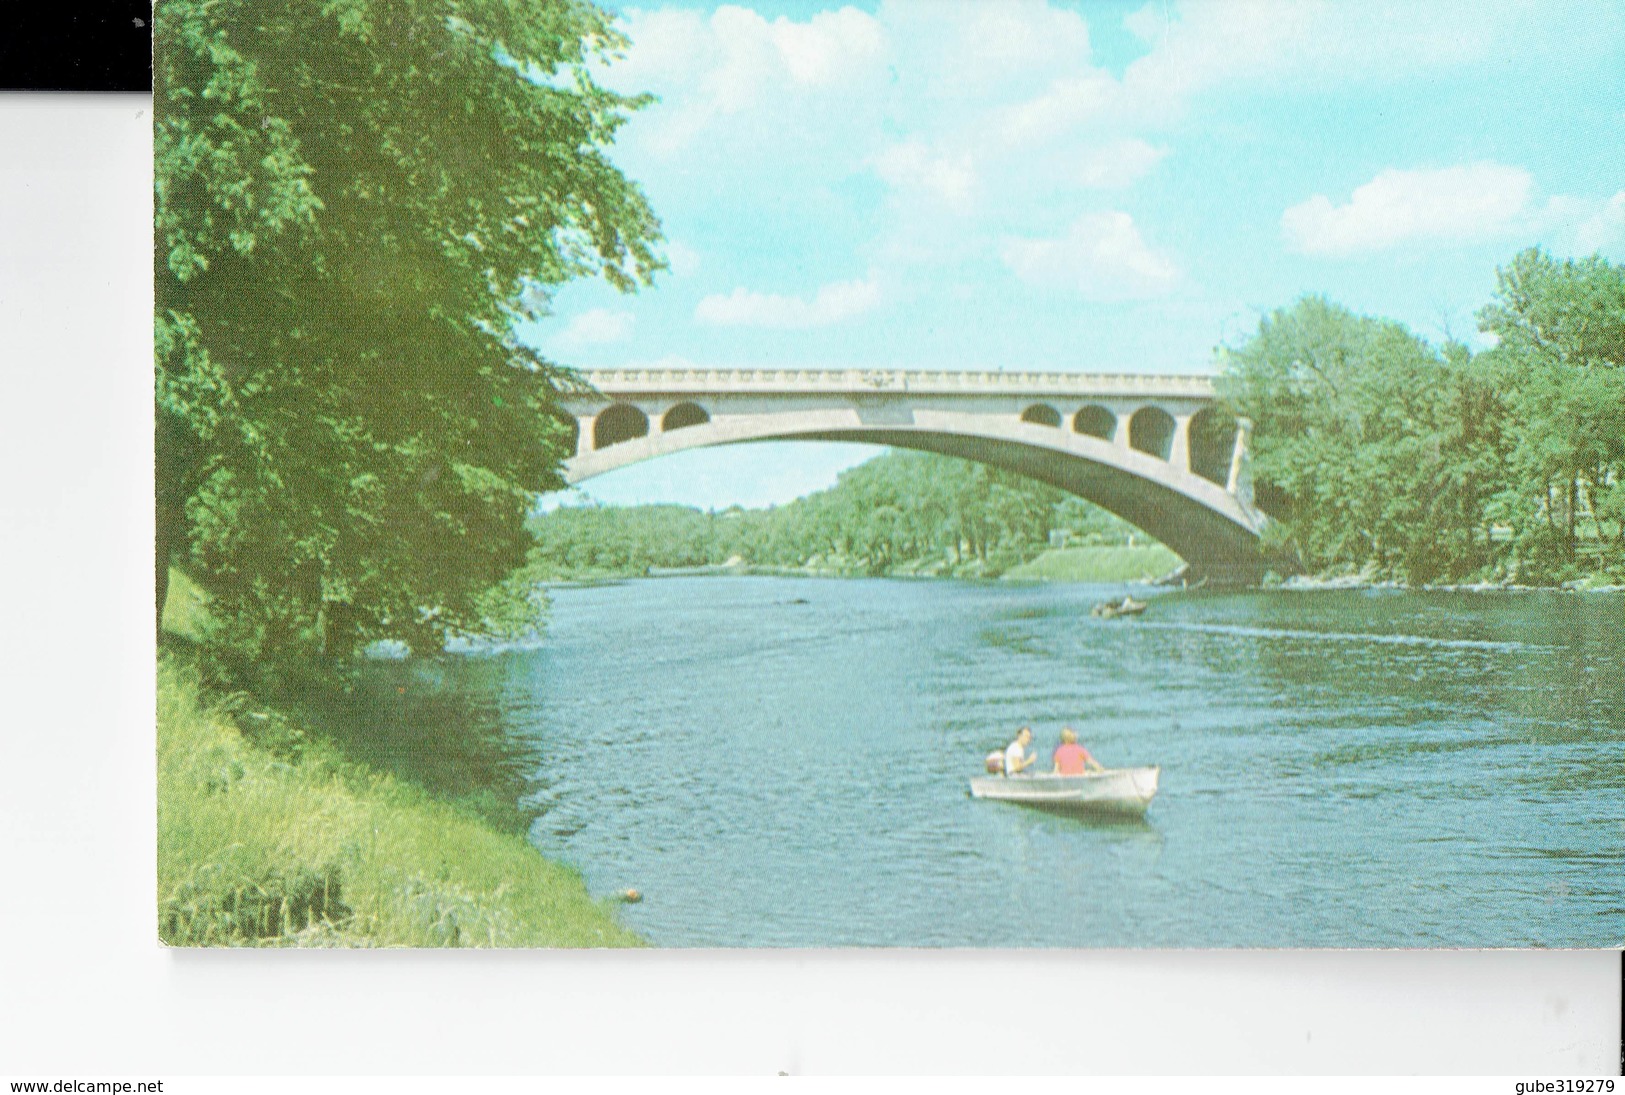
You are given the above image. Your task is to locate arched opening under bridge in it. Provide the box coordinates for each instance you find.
[1188,407,1239,487]
[1129,407,1175,461]
[1073,405,1116,441]
[565,423,1266,581]
[595,403,649,450]
[1021,403,1062,427]
[663,402,710,431]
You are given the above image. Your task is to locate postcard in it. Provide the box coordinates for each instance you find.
[153,0,1625,948]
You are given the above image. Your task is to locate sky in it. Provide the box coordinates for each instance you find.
[519,0,1625,510]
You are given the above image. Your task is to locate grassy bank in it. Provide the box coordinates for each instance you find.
[158,660,639,947]
[1000,544,1183,583]
[157,573,639,948]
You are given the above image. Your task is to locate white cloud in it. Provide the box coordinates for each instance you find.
[876,0,1094,96]
[1118,0,1525,114]
[615,5,885,101]
[1076,138,1168,189]
[1575,190,1625,254]
[554,308,635,347]
[695,5,885,111]
[601,0,1603,336]
[1282,163,1534,255]
[994,71,1119,147]
[873,141,977,212]
[1122,2,1168,45]
[1000,212,1180,300]
[695,277,882,328]
[1121,0,1326,111]
[609,4,889,158]
[1285,166,1625,258]
[765,7,886,85]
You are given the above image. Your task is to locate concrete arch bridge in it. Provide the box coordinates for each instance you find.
[557,368,1270,582]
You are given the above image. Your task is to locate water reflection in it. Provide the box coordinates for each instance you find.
[300,654,548,832]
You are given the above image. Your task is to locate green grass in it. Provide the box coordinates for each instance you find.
[1001,544,1183,583]
[157,656,641,948]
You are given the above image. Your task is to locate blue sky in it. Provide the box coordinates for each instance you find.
[521,0,1625,509]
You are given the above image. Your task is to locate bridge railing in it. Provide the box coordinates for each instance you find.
[571,367,1217,399]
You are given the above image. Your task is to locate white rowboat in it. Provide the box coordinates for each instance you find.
[969,767,1160,817]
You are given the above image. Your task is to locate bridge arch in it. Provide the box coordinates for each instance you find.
[1020,403,1062,427]
[561,399,1268,581]
[594,403,649,449]
[1073,405,1116,441]
[1188,406,1239,487]
[663,401,710,431]
[1128,406,1175,461]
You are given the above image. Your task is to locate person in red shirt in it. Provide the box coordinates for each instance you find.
[1051,727,1104,776]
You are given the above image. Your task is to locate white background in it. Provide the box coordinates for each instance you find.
[0,93,1617,1076]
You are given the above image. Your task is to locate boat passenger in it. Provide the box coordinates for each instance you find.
[1004,726,1036,776]
[1052,727,1104,776]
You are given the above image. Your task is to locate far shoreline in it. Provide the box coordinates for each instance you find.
[537,564,1625,596]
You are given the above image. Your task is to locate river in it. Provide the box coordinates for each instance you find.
[340,577,1624,948]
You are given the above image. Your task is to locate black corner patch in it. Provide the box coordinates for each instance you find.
[0,1,153,92]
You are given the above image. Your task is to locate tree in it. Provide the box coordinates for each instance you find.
[1217,297,1507,580]
[1477,249,1625,576]
[155,0,663,661]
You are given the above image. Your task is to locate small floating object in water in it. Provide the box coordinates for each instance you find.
[618,888,643,904]
[1091,596,1148,619]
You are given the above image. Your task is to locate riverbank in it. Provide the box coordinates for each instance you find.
[546,543,1185,585]
[157,659,640,947]
[1000,544,1182,583]
[158,573,640,948]
[1271,561,1625,594]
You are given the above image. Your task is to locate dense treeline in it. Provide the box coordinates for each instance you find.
[1221,248,1625,586]
[527,450,1158,578]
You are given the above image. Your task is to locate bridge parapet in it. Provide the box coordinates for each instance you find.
[571,367,1217,400]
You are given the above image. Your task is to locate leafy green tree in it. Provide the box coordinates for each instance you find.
[155,0,663,660]
[1477,249,1625,577]
[1217,297,1508,581]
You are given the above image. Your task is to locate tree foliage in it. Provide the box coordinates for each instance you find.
[1216,297,1503,581]
[1477,249,1625,574]
[1218,250,1625,585]
[155,0,663,660]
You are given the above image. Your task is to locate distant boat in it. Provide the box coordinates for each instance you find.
[1091,596,1148,619]
[970,768,1160,817]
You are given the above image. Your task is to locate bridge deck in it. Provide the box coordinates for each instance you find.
[570,368,1217,399]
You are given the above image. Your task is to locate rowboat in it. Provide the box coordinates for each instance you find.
[969,767,1160,817]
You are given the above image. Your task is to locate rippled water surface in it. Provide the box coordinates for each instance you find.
[353,578,1625,947]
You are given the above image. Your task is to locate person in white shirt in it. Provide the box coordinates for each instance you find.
[1003,726,1036,776]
